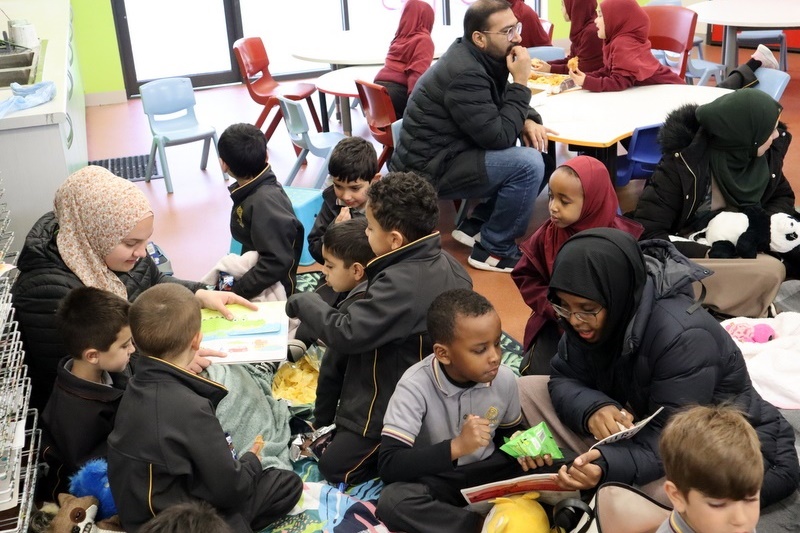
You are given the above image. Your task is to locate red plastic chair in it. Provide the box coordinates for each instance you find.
[233,37,322,143]
[355,80,397,169]
[643,5,698,79]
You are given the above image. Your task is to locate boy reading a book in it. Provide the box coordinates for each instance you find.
[286,172,472,485]
[376,289,561,533]
[108,284,302,533]
[657,405,762,533]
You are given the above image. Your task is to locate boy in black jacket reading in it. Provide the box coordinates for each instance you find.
[219,123,304,299]
[108,284,302,533]
[306,136,380,266]
[38,287,135,502]
[287,172,472,486]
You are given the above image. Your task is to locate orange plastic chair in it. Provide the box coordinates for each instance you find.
[233,37,322,143]
[355,80,397,169]
[643,5,698,79]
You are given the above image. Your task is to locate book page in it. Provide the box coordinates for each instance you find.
[461,472,580,513]
[200,301,289,364]
[589,406,665,450]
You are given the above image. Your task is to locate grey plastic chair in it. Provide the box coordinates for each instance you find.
[738,31,788,71]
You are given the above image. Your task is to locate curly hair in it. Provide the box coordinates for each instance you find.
[366,171,439,242]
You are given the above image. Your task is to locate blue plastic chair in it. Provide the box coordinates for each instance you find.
[139,77,223,194]
[616,124,663,187]
[753,68,791,101]
[277,96,346,188]
[527,46,566,62]
[738,31,788,71]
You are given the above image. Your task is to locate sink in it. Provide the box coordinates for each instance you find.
[0,48,38,88]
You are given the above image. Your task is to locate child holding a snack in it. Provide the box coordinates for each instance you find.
[569,0,683,91]
[532,0,604,75]
[376,289,564,533]
[512,156,642,375]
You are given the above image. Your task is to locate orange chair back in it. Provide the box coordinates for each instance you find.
[355,80,397,146]
[233,37,278,100]
[643,5,697,79]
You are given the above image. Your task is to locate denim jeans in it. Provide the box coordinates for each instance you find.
[441,146,544,258]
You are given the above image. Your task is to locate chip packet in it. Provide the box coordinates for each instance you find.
[500,421,563,459]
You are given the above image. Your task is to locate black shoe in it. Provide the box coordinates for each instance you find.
[468,243,518,273]
[452,218,483,247]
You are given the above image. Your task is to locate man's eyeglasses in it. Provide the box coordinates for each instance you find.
[550,302,603,324]
[480,22,522,42]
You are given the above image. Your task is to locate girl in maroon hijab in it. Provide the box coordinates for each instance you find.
[570,0,683,92]
[533,0,603,75]
[508,0,552,48]
[375,0,435,117]
[512,156,642,375]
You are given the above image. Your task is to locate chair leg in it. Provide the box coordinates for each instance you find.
[286,148,310,186]
[317,150,335,188]
[255,106,271,130]
[212,133,227,181]
[377,145,392,170]
[264,110,283,142]
[200,137,211,170]
[157,142,173,194]
[145,140,158,182]
[306,97,323,133]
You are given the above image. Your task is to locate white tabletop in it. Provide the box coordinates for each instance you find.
[689,0,800,28]
[292,25,462,66]
[535,84,732,148]
[315,65,383,97]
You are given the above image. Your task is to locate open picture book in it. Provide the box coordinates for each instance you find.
[200,301,289,364]
[461,474,579,514]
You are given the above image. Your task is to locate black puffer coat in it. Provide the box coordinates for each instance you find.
[549,239,799,507]
[633,104,795,248]
[390,38,542,196]
[11,212,203,411]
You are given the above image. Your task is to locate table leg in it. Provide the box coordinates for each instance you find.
[319,92,329,133]
[722,25,739,74]
[340,96,353,136]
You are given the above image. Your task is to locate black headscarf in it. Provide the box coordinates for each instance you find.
[548,229,647,395]
[695,88,783,208]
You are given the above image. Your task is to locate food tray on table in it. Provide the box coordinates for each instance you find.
[527,72,576,95]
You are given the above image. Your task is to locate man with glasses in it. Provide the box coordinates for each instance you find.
[392,0,553,273]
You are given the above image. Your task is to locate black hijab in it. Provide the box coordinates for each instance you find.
[549,228,647,371]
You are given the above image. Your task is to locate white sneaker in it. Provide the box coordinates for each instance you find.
[752,44,779,70]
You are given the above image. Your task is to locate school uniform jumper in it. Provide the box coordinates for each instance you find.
[107,356,302,533]
[286,233,472,485]
[376,355,528,533]
[229,166,304,300]
[548,0,604,75]
[38,357,129,502]
[306,185,366,266]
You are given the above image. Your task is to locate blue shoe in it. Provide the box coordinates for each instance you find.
[468,243,518,273]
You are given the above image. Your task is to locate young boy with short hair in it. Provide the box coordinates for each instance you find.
[658,405,762,533]
[376,289,558,533]
[108,284,302,533]
[314,218,374,428]
[38,287,135,501]
[139,501,232,533]
[306,136,380,265]
[287,171,472,485]
[218,123,304,299]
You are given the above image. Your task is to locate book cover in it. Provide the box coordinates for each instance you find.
[200,301,288,364]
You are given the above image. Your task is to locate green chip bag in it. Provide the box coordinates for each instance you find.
[500,421,564,459]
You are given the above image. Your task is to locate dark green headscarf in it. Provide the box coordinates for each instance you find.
[695,89,782,208]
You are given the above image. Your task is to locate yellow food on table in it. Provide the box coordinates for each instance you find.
[568,56,580,71]
[528,74,569,86]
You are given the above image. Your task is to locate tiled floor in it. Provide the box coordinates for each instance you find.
[85,43,799,344]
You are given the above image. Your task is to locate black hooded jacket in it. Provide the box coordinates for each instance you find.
[548,231,799,506]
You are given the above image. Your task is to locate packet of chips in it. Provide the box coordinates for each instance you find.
[500,421,563,459]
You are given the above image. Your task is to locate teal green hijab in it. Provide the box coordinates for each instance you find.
[695,89,782,208]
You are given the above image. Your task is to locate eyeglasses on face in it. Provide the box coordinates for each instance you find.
[480,22,522,42]
[550,302,603,324]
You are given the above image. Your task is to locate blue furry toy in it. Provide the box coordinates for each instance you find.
[69,458,118,520]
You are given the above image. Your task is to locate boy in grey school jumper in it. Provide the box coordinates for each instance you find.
[376,290,565,533]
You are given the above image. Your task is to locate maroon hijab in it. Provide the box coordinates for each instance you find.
[523,156,643,275]
[600,0,661,81]
[564,0,597,43]
[384,0,435,66]
[508,0,552,47]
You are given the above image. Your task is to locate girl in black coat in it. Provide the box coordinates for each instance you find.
[519,228,799,507]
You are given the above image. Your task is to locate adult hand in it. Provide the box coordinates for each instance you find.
[569,67,586,87]
[521,120,557,152]
[554,449,603,490]
[195,289,257,319]
[531,58,551,73]
[186,347,227,374]
[519,453,553,472]
[334,207,351,223]
[587,405,635,440]
[451,415,491,459]
[507,45,532,85]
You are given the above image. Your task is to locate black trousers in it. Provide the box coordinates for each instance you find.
[318,428,381,485]
[374,80,409,118]
[376,450,563,533]
[224,467,303,533]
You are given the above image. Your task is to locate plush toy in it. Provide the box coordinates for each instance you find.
[69,458,117,520]
[704,206,770,259]
[480,492,550,533]
[725,321,776,343]
[769,212,800,253]
[28,493,124,533]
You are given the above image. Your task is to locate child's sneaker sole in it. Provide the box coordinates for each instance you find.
[468,244,517,273]
[452,229,481,247]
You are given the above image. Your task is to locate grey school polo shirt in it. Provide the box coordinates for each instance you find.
[382,353,522,466]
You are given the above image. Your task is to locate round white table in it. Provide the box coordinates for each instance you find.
[689,0,800,71]
[314,65,382,135]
